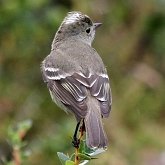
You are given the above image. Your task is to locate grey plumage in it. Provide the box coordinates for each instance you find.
[41,11,112,148]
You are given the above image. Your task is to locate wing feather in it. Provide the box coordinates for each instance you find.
[42,65,111,119]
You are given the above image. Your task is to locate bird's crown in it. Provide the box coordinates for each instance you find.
[62,11,93,26]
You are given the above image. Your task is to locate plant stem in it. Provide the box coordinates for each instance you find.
[13,147,21,165]
[74,147,79,165]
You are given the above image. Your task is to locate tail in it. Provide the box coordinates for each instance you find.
[84,97,108,149]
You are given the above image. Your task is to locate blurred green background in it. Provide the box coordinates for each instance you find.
[0,0,165,164]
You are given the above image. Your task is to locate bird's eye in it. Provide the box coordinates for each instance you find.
[86,28,90,34]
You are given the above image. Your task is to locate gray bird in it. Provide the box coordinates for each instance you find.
[41,11,112,149]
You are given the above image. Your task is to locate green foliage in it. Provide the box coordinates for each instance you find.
[4,120,32,165]
[57,152,70,165]
[65,160,75,165]
[8,120,32,147]
[57,140,102,165]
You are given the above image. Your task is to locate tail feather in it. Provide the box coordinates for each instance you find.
[84,97,108,148]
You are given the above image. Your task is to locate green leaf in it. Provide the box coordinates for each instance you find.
[79,140,85,153]
[65,160,75,165]
[57,152,70,165]
[8,119,33,146]
[79,140,95,155]
[80,140,105,156]
[19,119,33,132]
[78,153,91,160]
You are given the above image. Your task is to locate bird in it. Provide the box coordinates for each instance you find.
[41,11,112,149]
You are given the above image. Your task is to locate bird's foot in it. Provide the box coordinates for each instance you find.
[72,137,80,148]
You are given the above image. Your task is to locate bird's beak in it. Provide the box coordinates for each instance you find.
[94,23,102,29]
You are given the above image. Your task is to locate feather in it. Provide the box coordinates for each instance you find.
[41,65,111,120]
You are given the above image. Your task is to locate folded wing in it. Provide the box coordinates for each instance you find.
[41,65,112,119]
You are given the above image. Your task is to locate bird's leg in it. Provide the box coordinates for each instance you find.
[72,121,81,165]
[72,120,86,165]
[72,121,80,148]
[79,120,85,140]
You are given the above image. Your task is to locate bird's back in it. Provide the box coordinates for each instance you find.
[47,39,107,77]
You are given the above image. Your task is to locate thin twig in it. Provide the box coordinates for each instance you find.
[13,147,21,165]
[74,147,79,165]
